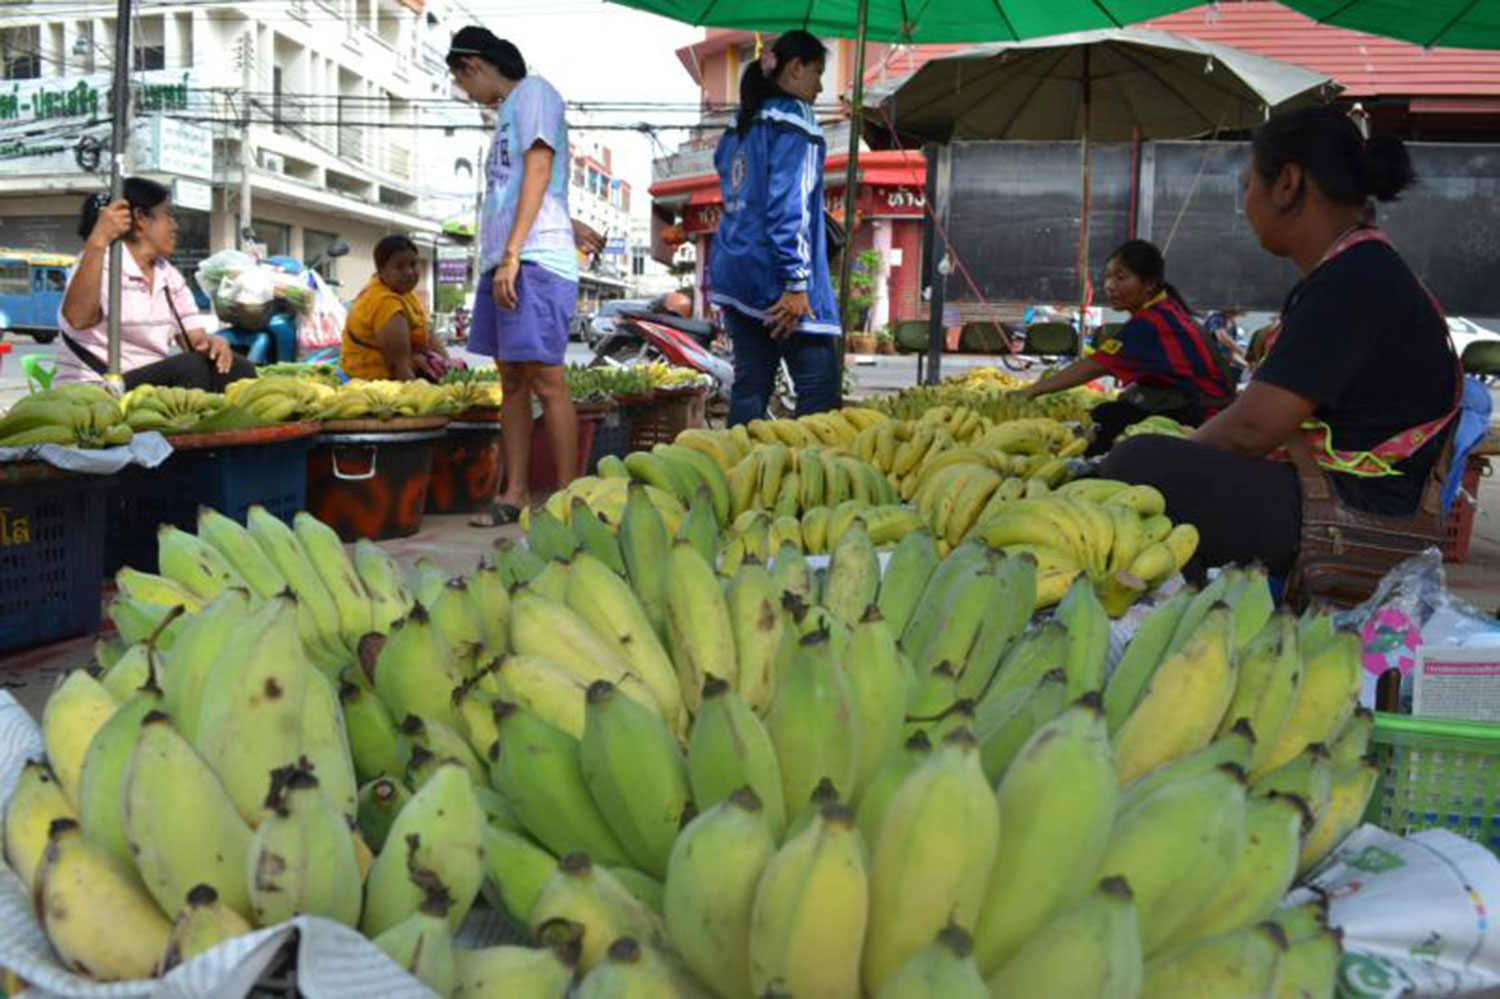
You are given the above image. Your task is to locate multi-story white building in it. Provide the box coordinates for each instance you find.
[0,0,477,297]
[568,138,630,312]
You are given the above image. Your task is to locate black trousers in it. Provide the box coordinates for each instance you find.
[1098,435,1303,580]
[1086,398,1208,457]
[123,351,257,393]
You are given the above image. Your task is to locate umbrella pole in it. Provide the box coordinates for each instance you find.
[835,0,870,407]
[105,0,133,386]
[1077,47,1092,335]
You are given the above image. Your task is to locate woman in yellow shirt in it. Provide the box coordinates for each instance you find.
[342,235,447,380]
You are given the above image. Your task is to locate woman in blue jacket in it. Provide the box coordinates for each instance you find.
[711,31,841,426]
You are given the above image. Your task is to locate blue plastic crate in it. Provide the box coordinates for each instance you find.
[0,469,108,655]
[587,406,633,473]
[105,436,311,575]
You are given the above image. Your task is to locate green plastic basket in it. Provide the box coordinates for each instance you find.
[1366,711,1500,854]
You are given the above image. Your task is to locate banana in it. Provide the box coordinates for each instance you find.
[1140,513,1173,544]
[911,561,1000,681]
[467,558,512,657]
[479,823,557,923]
[660,443,731,526]
[123,711,255,920]
[289,512,371,651]
[749,803,868,999]
[158,884,255,974]
[728,455,760,520]
[875,530,940,638]
[1113,604,1238,784]
[1163,522,1200,572]
[1255,630,1363,780]
[571,499,627,575]
[899,539,989,660]
[766,629,861,809]
[490,654,589,738]
[974,668,1071,782]
[340,681,407,782]
[247,506,346,660]
[1102,587,1193,733]
[530,507,582,561]
[508,591,657,711]
[41,669,120,804]
[193,597,311,825]
[358,777,411,854]
[663,539,738,713]
[574,937,700,998]
[361,763,485,937]
[877,924,988,999]
[1168,792,1311,949]
[1055,575,1111,699]
[195,508,287,600]
[799,448,827,512]
[663,787,776,998]
[564,552,685,733]
[687,677,788,840]
[825,518,880,630]
[846,607,913,797]
[985,877,1142,999]
[372,864,455,997]
[1106,483,1167,517]
[856,731,932,848]
[156,525,246,601]
[35,818,173,981]
[452,938,578,999]
[863,731,1000,993]
[490,703,632,867]
[580,681,690,879]
[114,568,206,614]
[1274,924,1341,999]
[1118,720,1257,813]
[800,505,830,553]
[1141,922,1288,998]
[725,557,785,715]
[973,698,1118,976]
[298,666,358,818]
[529,853,667,972]
[1300,757,1380,875]
[943,469,1003,545]
[1098,764,1247,955]
[1219,612,1304,773]
[401,713,489,787]
[158,589,253,744]
[1330,708,1374,769]
[757,444,790,508]
[982,616,1071,705]
[773,469,801,520]
[3,760,76,892]
[245,764,363,928]
[373,606,467,730]
[1105,504,1144,575]
[77,670,166,868]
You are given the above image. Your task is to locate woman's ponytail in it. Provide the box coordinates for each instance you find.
[734,29,827,137]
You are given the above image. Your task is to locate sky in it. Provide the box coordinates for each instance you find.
[457,0,708,216]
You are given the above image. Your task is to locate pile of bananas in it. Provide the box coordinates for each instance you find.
[872,381,1104,425]
[1120,415,1193,442]
[968,479,1199,612]
[316,380,454,422]
[22,498,1363,996]
[635,361,713,392]
[443,379,504,413]
[120,385,226,434]
[0,384,133,448]
[945,366,1030,391]
[259,362,342,387]
[224,375,334,423]
[564,364,654,403]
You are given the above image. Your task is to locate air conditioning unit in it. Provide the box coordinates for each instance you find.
[260,152,285,174]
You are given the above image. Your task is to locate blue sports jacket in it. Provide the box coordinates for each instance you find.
[708,96,841,336]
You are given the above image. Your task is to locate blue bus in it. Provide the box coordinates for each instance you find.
[0,250,77,344]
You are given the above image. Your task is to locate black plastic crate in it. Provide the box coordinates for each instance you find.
[587,406,634,473]
[0,468,109,655]
[105,437,311,575]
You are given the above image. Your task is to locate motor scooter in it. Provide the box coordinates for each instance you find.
[217,242,349,365]
[590,306,735,402]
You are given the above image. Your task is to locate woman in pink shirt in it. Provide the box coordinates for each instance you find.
[58,177,254,389]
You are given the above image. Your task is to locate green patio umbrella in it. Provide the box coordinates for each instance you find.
[1279,0,1500,50]
[606,0,1201,369]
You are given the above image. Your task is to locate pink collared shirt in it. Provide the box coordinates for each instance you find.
[55,250,210,383]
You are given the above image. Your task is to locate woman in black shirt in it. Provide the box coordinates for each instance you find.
[1099,107,1457,577]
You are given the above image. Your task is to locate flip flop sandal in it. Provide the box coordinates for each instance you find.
[469,501,524,528]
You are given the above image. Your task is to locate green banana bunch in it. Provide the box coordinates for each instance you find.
[765,629,860,810]
[663,539,738,713]
[1141,922,1288,998]
[580,680,690,879]
[748,803,868,999]
[246,506,348,664]
[157,525,246,602]
[1220,612,1302,772]
[374,606,467,730]
[195,509,287,600]
[845,607,913,795]
[294,511,373,651]
[663,787,776,998]
[489,702,632,867]
[354,539,416,636]
[1255,630,1363,780]
[973,697,1118,976]
[863,730,1000,993]
[1098,764,1247,955]
[360,763,485,938]
[824,520,880,630]
[246,765,363,927]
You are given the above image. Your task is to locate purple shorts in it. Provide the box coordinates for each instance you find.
[470,262,577,365]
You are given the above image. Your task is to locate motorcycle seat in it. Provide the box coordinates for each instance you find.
[619,308,717,340]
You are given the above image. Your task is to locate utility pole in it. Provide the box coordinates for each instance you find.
[104,0,133,382]
[238,33,255,249]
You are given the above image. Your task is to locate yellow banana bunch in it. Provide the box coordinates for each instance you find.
[442,378,503,412]
[224,375,332,422]
[121,385,226,433]
[316,379,454,421]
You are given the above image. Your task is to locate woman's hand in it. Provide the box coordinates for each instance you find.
[493,255,521,310]
[766,290,811,339]
[186,329,234,374]
[87,200,133,250]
